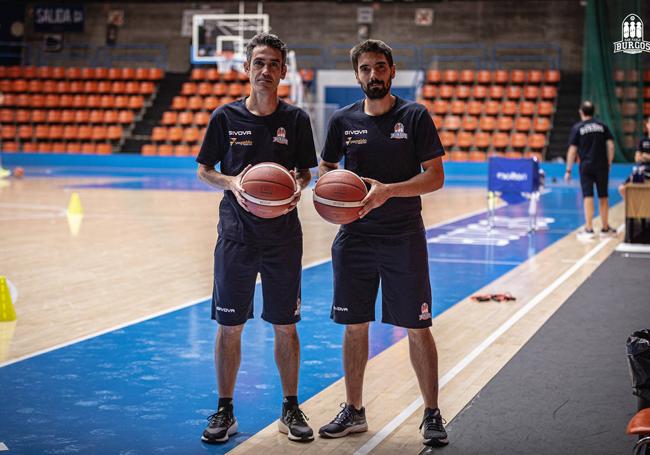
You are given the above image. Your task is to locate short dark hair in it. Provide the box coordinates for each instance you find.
[245,33,287,64]
[350,39,394,72]
[580,100,595,116]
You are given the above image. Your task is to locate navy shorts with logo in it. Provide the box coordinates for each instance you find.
[330,230,433,329]
[580,168,609,198]
[212,236,302,326]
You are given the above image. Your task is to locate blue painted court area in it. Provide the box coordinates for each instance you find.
[0,157,625,454]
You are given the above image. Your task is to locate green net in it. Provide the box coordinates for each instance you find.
[582,0,646,162]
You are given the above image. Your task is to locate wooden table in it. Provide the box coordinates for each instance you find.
[625,182,650,242]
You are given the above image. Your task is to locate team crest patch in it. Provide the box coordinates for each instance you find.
[390,122,408,140]
[273,127,289,145]
[419,302,431,321]
[294,298,301,316]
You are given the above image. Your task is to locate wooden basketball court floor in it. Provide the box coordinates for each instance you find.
[0,161,628,454]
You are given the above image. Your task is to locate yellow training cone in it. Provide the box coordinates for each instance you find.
[0,276,17,322]
[0,320,17,362]
[67,192,83,215]
[67,212,84,237]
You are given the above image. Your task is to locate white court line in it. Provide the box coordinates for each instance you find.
[353,234,614,455]
[0,442,8,451]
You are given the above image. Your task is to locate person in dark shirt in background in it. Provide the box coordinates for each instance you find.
[619,116,650,197]
[565,101,615,238]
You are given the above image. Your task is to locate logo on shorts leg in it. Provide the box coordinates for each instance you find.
[294,298,301,316]
[216,306,235,313]
[333,306,348,312]
[419,303,431,321]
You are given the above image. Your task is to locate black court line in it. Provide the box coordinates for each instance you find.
[432,251,648,455]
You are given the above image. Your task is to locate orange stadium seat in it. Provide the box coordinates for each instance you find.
[439,131,456,148]
[158,144,173,156]
[104,110,118,124]
[204,96,220,111]
[457,131,473,149]
[541,86,557,99]
[48,125,64,140]
[121,68,135,80]
[37,142,53,153]
[89,110,104,124]
[46,110,62,123]
[181,82,196,96]
[511,133,527,149]
[489,85,504,99]
[476,70,491,85]
[205,68,220,81]
[0,108,13,123]
[468,150,487,162]
[194,111,210,126]
[1,125,16,140]
[81,142,96,154]
[65,142,81,154]
[229,83,244,98]
[161,111,177,126]
[450,101,465,115]
[515,117,532,132]
[479,116,497,131]
[196,82,212,97]
[426,70,441,84]
[178,111,193,126]
[544,70,560,84]
[527,70,543,84]
[438,85,454,99]
[492,132,509,149]
[467,101,482,116]
[443,70,458,84]
[167,126,183,142]
[533,117,551,132]
[519,101,535,117]
[151,126,167,142]
[192,144,201,156]
[528,134,546,151]
[80,67,95,79]
[23,66,36,79]
[114,96,129,109]
[149,68,164,81]
[432,115,444,128]
[50,142,66,153]
[52,67,66,79]
[66,67,81,79]
[22,142,38,153]
[502,100,517,116]
[506,86,521,99]
[174,144,191,156]
[432,100,449,115]
[15,109,30,123]
[125,81,140,95]
[63,125,79,141]
[459,70,474,85]
[183,127,200,143]
[456,85,471,99]
[128,96,144,110]
[31,110,46,123]
[538,101,554,117]
[3,141,18,152]
[142,144,157,156]
[524,86,539,100]
[35,124,49,140]
[422,85,436,99]
[35,66,51,79]
[497,116,513,131]
[443,115,461,131]
[222,70,237,83]
[214,82,227,97]
[449,150,468,161]
[172,96,187,110]
[27,79,42,92]
[52,80,68,93]
[505,151,523,159]
[187,96,203,110]
[117,110,134,124]
[96,143,112,155]
[6,66,20,78]
[484,100,499,116]
[461,116,478,131]
[94,68,108,80]
[74,110,90,123]
[510,70,526,84]
[77,125,92,141]
[493,70,509,85]
[475,132,490,150]
[190,68,206,81]
[107,126,122,141]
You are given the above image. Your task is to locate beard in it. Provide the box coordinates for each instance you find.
[362,79,391,99]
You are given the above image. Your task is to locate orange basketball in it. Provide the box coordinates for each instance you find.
[313,169,368,225]
[240,162,296,219]
[13,167,24,178]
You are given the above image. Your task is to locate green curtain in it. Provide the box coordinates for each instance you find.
[582,0,644,162]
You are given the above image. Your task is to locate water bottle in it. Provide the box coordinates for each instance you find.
[632,165,642,183]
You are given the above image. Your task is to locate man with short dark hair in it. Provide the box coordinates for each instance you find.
[619,116,650,197]
[565,100,615,238]
[317,39,448,448]
[196,32,316,443]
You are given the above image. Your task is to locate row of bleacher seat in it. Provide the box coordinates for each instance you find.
[0,66,163,81]
[425,69,560,85]
[189,68,250,83]
[1,94,146,110]
[421,84,557,100]
[1,124,123,142]
[440,132,546,150]
[613,69,650,83]
[2,141,115,154]
[0,80,155,95]
[180,81,256,97]
[1,109,134,125]
[150,126,205,144]
[443,150,542,162]
[142,143,199,157]
[423,100,554,116]
[431,115,551,133]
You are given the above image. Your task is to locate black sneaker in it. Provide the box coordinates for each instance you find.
[278,403,314,442]
[201,406,238,444]
[318,403,368,438]
[600,227,616,237]
[420,407,448,447]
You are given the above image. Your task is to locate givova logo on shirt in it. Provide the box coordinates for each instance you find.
[229,130,253,146]
[344,129,368,146]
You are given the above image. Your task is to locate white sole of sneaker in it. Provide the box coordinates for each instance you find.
[201,420,238,443]
[277,420,314,441]
[318,423,368,438]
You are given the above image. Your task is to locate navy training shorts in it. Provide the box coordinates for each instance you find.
[580,168,609,198]
[330,230,433,329]
[211,236,302,326]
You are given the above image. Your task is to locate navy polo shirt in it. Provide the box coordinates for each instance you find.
[568,119,613,172]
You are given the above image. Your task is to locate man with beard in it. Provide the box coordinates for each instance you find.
[317,39,448,448]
